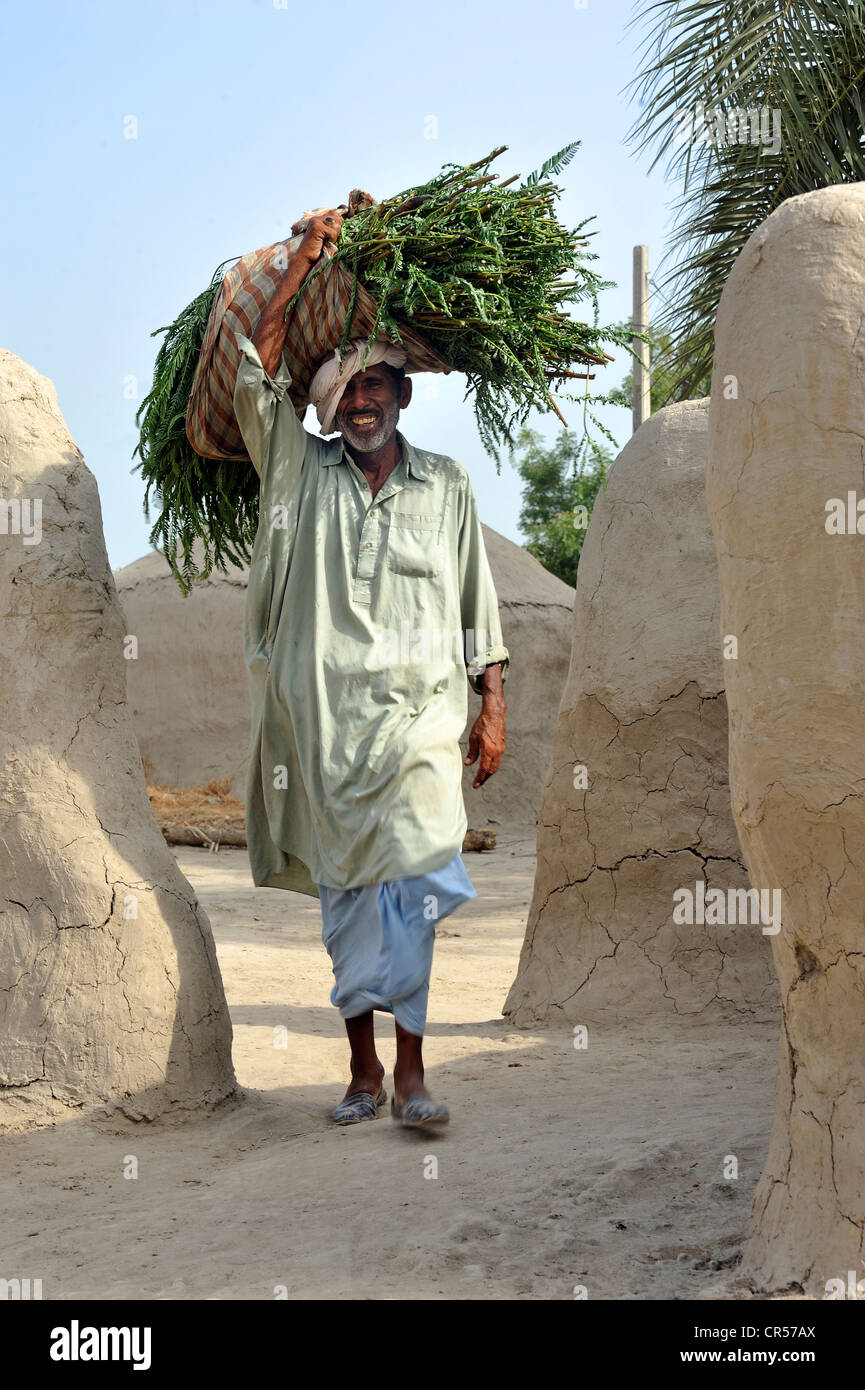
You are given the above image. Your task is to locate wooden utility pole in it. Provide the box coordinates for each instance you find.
[632,245,651,432]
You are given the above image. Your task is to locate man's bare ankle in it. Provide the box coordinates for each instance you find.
[346,1061,385,1096]
[393,1070,426,1103]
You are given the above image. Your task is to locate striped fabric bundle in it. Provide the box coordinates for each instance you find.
[186,235,450,464]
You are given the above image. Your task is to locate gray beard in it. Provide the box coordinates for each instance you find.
[338,399,400,453]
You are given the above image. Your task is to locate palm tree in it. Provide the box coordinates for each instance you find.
[628,0,865,401]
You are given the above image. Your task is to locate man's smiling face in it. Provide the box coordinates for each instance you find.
[335,363,412,453]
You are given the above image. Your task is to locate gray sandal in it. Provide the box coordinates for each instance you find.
[332,1086,388,1125]
[391,1093,450,1128]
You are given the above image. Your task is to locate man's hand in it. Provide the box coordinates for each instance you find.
[251,209,344,378]
[464,664,506,789]
[292,208,344,267]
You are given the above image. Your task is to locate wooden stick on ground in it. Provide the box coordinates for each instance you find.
[159,822,497,853]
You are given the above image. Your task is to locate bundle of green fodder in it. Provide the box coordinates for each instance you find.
[134,143,632,593]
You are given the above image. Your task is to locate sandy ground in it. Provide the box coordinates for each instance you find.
[0,834,780,1300]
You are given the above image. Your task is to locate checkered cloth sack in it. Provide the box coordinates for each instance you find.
[186,223,450,464]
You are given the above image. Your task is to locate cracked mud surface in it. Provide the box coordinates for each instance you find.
[708,185,865,1294]
[507,683,777,1025]
[0,348,235,1130]
[507,401,776,1027]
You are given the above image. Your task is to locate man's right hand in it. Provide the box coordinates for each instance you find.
[293,209,344,266]
[252,209,345,377]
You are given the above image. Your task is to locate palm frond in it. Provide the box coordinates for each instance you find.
[627,0,865,399]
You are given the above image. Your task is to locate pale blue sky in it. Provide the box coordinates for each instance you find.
[0,0,677,570]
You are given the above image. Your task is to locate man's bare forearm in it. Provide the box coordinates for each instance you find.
[251,245,319,378]
[480,661,505,708]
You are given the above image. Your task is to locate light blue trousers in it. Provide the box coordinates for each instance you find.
[318,851,476,1036]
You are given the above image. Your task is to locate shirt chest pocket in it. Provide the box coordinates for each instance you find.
[386,513,444,578]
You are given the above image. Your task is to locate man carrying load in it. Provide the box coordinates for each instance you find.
[233,208,509,1128]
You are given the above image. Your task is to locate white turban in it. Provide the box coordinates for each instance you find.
[309,339,408,435]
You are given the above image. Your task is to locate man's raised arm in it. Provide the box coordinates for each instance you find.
[252,209,344,377]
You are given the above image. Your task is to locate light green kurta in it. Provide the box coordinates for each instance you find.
[233,335,510,898]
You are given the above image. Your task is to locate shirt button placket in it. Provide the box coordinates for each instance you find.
[353,506,379,605]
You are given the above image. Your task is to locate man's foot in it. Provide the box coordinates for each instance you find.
[392,1064,426,1111]
[391,1092,450,1128]
[343,1062,385,1103]
[393,1024,445,1124]
[330,1062,386,1124]
[332,1086,388,1125]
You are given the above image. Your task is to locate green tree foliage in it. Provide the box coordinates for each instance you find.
[627,0,865,398]
[512,427,611,588]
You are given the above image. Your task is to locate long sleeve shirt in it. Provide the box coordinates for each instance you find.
[233,334,509,896]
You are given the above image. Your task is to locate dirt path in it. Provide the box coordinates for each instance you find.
[0,836,777,1299]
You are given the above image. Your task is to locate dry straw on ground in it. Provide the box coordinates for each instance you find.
[144,763,496,854]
